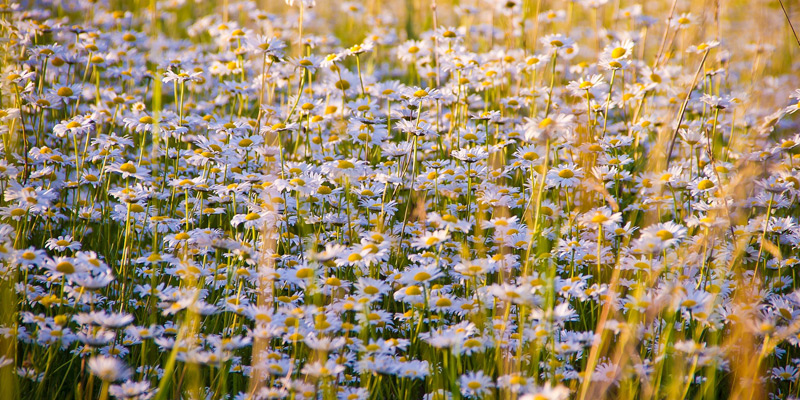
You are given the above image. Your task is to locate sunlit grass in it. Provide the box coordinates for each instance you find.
[1,0,800,399]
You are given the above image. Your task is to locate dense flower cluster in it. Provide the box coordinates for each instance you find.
[1,0,800,399]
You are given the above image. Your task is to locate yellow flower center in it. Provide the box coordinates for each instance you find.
[57,87,74,97]
[656,229,674,241]
[120,162,137,174]
[295,268,313,279]
[56,261,75,274]
[413,272,432,281]
[590,214,609,223]
[558,169,574,179]
[697,179,715,190]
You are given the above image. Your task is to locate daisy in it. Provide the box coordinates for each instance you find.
[602,39,634,61]
[520,383,570,400]
[398,264,444,286]
[772,365,799,381]
[578,207,622,229]
[88,356,132,382]
[566,74,605,96]
[43,257,88,279]
[541,34,575,52]
[354,277,392,300]
[53,116,94,138]
[539,9,567,23]
[451,147,489,164]
[44,235,82,252]
[640,221,687,249]
[108,380,151,399]
[688,176,719,196]
[670,12,696,28]
[547,163,584,188]
[48,83,82,102]
[122,114,159,133]
[497,373,533,394]
[105,161,150,181]
[523,113,574,142]
[459,370,493,397]
[687,40,721,54]
[411,230,450,250]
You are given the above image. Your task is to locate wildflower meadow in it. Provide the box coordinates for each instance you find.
[3,0,800,399]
